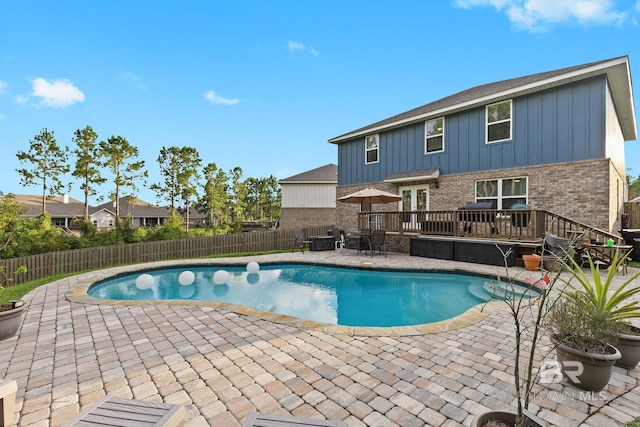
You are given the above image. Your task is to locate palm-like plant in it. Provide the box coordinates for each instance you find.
[560,249,640,324]
[549,248,640,355]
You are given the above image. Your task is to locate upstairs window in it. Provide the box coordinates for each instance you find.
[486,100,512,143]
[476,177,527,209]
[425,117,444,154]
[365,134,379,164]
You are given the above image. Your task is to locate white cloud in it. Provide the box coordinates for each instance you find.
[203,90,240,105]
[0,113,6,120]
[453,0,630,31]
[287,40,319,56]
[0,81,6,94]
[121,72,147,90]
[30,77,85,107]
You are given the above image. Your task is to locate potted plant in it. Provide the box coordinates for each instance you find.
[547,295,621,391]
[471,246,562,427]
[614,322,640,369]
[522,253,542,271]
[546,249,640,390]
[0,265,27,341]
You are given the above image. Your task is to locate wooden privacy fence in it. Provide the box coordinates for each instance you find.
[625,201,640,229]
[0,225,331,287]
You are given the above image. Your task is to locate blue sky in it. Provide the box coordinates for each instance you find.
[1,0,640,205]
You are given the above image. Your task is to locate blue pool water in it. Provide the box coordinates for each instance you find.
[88,263,539,327]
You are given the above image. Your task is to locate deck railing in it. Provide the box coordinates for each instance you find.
[357,209,621,245]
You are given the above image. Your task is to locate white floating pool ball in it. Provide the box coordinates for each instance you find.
[213,270,230,285]
[178,270,195,286]
[135,274,154,290]
[246,261,260,274]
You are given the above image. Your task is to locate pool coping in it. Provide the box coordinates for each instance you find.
[64,256,542,337]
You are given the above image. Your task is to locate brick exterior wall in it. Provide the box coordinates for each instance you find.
[336,158,623,233]
[280,207,336,230]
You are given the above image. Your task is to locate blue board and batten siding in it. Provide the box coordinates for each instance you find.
[338,75,608,186]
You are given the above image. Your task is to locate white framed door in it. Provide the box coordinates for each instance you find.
[399,185,429,230]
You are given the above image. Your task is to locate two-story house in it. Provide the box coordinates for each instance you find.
[329,56,636,234]
[278,163,338,229]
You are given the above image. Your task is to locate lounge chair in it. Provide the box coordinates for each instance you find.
[243,411,347,427]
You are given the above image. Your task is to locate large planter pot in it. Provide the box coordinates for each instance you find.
[471,409,547,427]
[0,301,24,341]
[554,340,621,391]
[522,254,542,271]
[614,325,640,369]
[541,255,561,272]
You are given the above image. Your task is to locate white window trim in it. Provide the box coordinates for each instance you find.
[485,99,512,144]
[475,176,527,209]
[365,134,379,165]
[424,117,444,154]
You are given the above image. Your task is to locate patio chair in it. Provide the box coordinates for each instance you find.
[359,229,372,255]
[292,228,311,253]
[331,226,344,250]
[369,230,387,257]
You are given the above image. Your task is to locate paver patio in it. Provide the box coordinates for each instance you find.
[0,250,638,426]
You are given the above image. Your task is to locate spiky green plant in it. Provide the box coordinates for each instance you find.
[560,249,640,323]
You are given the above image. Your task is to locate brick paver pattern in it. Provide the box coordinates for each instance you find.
[1,251,639,426]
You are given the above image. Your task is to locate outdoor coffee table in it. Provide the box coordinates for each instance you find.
[310,235,335,251]
[61,396,185,427]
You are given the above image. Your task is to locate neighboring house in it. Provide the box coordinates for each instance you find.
[12,194,85,229]
[329,56,636,234]
[91,197,171,229]
[8,193,206,230]
[91,197,207,230]
[278,163,338,229]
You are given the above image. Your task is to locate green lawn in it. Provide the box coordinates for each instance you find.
[1,249,290,303]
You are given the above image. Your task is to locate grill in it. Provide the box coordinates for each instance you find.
[458,202,497,234]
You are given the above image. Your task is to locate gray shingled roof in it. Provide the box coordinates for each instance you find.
[279,163,338,183]
[12,194,86,217]
[329,56,636,143]
[92,197,206,219]
[91,197,169,217]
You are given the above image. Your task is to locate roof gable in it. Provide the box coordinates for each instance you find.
[279,163,338,184]
[329,56,636,143]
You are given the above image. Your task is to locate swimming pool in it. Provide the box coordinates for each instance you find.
[88,263,539,327]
